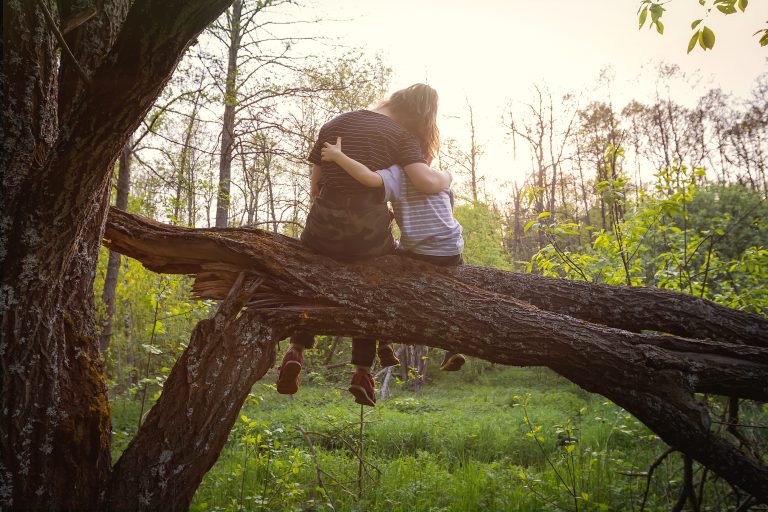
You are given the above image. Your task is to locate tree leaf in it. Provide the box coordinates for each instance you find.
[702,26,716,49]
[691,19,702,30]
[656,20,664,35]
[524,220,536,233]
[738,0,748,12]
[688,31,700,53]
[716,4,737,14]
[141,343,163,355]
[650,4,664,21]
[639,7,648,28]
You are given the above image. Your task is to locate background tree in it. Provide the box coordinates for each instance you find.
[439,101,485,203]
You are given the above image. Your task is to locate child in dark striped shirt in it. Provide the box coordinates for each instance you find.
[321,137,466,372]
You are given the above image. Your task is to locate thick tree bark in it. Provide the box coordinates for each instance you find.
[1,1,233,508]
[103,208,768,503]
[454,266,768,349]
[108,275,277,511]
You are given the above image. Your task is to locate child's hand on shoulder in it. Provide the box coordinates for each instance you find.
[321,137,344,163]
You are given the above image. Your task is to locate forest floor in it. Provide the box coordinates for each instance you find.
[111,362,768,511]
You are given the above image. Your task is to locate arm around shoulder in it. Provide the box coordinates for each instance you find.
[402,162,452,194]
[321,138,383,188]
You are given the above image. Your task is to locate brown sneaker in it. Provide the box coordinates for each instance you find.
[348,370,376,406]
[276,347,304,394]
[377,343,400,368]
[440,352,466,372]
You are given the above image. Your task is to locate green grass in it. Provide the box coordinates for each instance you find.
[110,365,765,511]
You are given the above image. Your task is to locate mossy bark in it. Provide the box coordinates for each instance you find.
[0,0,233,508]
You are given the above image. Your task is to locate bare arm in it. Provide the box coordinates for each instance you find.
[402,162,452,194]
[310,164,322,199]
[321,138,383,188]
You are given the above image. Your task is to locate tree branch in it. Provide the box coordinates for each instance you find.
[103,208,768,502]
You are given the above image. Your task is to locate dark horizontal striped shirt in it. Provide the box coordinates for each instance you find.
[309,110,426,194]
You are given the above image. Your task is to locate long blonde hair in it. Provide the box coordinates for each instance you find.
[380,83,440,162]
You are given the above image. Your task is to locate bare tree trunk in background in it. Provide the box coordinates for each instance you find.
[323,336,342,365]
[100,141,132,352]
[379,367,394,399]
[216,0,243,228]
[400,345,410,382]
[266,161,279,233]
[241,140,263,225]
[468,103,480,203]
[186,81,207,228]
[176,83,204,227]
[502,182,525,261]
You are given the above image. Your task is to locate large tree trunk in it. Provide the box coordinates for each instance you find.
[103,208,768,503]
[1,1,233,508]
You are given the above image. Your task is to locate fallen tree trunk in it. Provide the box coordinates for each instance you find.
[455,266,768,348]
[103,208,768,503]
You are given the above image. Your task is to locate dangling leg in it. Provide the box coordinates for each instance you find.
[348,337,377,406]
[276,332,314,394]
[439,351,466,372]
[376,341,400,368]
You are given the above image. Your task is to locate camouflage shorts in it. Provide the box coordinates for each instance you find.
[301,196,396,262]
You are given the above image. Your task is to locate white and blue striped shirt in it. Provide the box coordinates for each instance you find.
[376,165,464,257]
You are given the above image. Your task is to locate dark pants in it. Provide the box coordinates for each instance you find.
[291,332,379,367]
[291,187,395,367]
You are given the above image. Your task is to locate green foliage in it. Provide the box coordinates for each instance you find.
[94,248,211,397]
[109,367,727,511]
[525,159,768,314]
[637,1,665,34]
[637,0,767,51]
[454,202,511,269]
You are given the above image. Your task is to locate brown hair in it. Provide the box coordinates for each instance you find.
[380,83,440,162]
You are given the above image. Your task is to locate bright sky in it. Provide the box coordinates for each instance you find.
[311,0,768,191]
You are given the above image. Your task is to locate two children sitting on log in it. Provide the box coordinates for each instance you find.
[276,84,466,407]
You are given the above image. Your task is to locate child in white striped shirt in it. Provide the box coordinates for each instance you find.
[321,137,466,372]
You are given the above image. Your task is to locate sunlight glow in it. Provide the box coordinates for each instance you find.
[315,0,768,189]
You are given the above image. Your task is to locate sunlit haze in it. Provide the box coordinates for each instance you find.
[310,0,768,191]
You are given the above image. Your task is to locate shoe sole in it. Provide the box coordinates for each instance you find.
[276,361,302,394]
[440,355,465,372]
[348,384,376,406]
